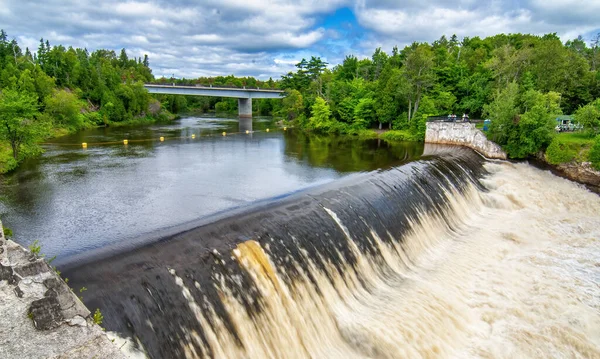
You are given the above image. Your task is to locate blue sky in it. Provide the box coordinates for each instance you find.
[0,0,599,79]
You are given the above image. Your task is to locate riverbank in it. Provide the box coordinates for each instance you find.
[423,122,600,191]
[0,220,123,359]
[0,111,178,174]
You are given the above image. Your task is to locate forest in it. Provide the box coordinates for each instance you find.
[273,33,600,165]
[1,30,600,173]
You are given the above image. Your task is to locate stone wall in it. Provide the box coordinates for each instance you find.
[425,122,507,160]
[0,220,124,359]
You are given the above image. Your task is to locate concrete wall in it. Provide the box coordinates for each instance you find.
[238,98,252,118]
[425,122,507,160]
[0,220,124,359]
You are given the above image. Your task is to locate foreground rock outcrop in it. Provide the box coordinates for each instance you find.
[425,122,507,160]
[0,220,124,359]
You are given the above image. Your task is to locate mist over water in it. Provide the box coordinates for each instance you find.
[63,146,600,358]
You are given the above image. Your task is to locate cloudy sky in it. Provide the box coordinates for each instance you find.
[1,0,599,79]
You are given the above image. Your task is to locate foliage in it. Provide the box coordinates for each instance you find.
[589,135,600,170]
[380,130,421,142]
[573,99,600,136]
[0,89,46,160]
[484,83,558,158]
[44,89,84,130]
[93,308,104,326]
[2,225,12,237]
[307,97,335,132]
[28,240,41,256]
[545,137,575,164]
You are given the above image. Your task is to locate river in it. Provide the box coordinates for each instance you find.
[1,117,599,358]
[0,116,422,264]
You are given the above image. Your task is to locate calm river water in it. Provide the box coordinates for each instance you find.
[0,116,423,263]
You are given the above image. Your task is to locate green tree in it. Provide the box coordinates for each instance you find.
[0,89,44,160]
[403,44,435,122]
[573,99,600,136]
[280,89,304,122]
[44,89,83,129]
[307,97,333,131]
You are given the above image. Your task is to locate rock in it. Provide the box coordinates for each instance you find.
[0,263,15,283]
[66,316,88,327]
[13,259,49,277]
[0,219,125,358]
[425,122,507,160]
[557,162,600,187]
[29,296,64,330]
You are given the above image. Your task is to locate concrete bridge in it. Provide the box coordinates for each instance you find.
[144,84,285,118]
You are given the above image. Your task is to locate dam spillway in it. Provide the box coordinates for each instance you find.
[62,146,600,358]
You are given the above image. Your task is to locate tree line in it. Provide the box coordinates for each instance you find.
[276,33,600,153]
[2,30,600,172]
[0,30,168,172]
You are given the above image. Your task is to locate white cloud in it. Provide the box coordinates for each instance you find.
[0,0,598,79]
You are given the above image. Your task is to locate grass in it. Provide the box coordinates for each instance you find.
[548,131,596,163]
[555,131,595,145]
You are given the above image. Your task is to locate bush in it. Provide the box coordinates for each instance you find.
[380,130,421,142]
[2,225,13,238]
[545,137,575,164]
[93,308,104,326]
[589,135,600,170]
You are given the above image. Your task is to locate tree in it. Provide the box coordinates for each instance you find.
[280,89,304,122]
[485,83,557,158]
[403,44,435,122]
[353,97,376,129]
[307,97,333,131]
[573,99,600,136]
[0,89,44,160]
[44,89,83,129]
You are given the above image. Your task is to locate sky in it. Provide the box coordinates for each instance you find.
[1,0,599,80]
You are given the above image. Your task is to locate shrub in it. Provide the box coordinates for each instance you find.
[589,135,600,170]
[28,240,42,257]
[545,137,575,164]
[93,308,104,326]
[380,130,421,142]
[2,225,12,237]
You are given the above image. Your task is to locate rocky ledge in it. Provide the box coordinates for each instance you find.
[551,161,600,192]
[0,220,124,359]
[425,122,508,160]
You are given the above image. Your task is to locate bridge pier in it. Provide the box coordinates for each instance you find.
[238,98,252,118]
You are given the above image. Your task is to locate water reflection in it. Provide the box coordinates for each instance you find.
[0,116,424,262]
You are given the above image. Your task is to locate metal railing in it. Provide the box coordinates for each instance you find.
[145,82,282,92]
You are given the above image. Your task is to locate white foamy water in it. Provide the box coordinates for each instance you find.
[163,161,600,358]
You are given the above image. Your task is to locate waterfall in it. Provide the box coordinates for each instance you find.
[64,146,600,358]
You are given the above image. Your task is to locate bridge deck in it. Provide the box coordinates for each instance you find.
[144,84,284,99]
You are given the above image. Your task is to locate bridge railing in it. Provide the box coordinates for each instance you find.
[145,82,282,91]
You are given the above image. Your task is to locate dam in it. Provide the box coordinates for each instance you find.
[60,145,600,358]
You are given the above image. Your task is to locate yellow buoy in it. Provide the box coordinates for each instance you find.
[245,130,249,134]
[283,126,287,131]
[222,132,227,136]
[123,139,128,145]
[82,143,87,148]
[191,134,196,139]
[266,128,270,132]
[160,137,164,142]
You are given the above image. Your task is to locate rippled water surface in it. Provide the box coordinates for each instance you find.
[0,116,423,261]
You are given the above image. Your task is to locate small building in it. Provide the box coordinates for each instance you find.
[555,115,581,132]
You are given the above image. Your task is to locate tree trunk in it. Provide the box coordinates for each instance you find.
[379,121,382,130]
[408,99,412,123]
[10,141,19,160]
